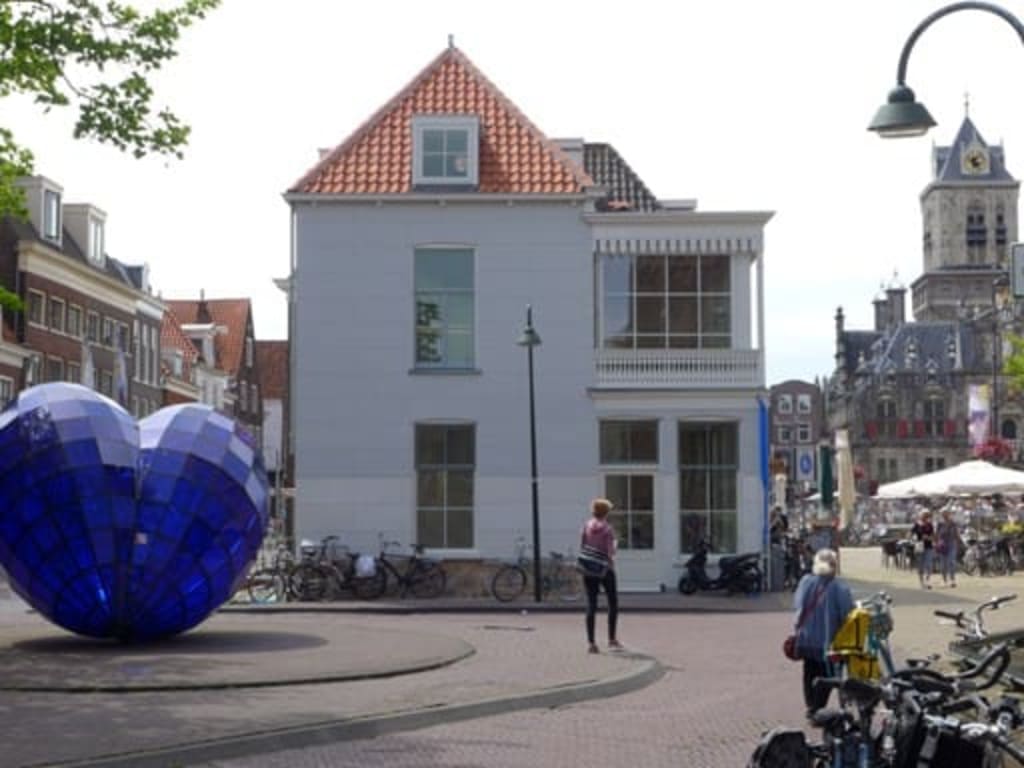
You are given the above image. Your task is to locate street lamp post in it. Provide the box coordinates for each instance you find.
[868,2,1024,138]
[517,305,543,603]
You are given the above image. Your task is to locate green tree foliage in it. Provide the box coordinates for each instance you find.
[0,0,220,218]
[1003,333,1024,396]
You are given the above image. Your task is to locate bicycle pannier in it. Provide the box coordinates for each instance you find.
[576,544,609,579]
[355,554,377,578]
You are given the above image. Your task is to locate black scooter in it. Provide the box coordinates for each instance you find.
[677,538,762,595]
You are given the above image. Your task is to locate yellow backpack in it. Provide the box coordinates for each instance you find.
[829,606,881,680]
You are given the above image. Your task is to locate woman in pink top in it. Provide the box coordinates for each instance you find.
[581,497,621,653]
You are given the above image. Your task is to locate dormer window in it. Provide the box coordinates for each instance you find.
[89,218,104,264]
[43,189,61,242]
[412,115,479,187]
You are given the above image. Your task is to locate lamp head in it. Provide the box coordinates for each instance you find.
[517,305,542,347]
[868,84,937,138]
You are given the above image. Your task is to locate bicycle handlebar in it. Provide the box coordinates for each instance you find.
[984,594,1017,610]
[934,609,964,623]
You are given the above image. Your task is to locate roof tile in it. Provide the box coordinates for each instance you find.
[290,47,592,196]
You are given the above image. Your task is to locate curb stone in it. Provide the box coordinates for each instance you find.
[43,653,665,768]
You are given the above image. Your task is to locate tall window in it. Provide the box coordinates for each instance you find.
[600,420,657,550]
[0,377,12,407]
[923,398,944,437]
[679,423,738,553]
[27,291,44,326]
[777,394,793,414]
[600,253,730,349]
[966,201,986,262]
[67,305,82,338]
[797,394,812,414]
[43,189,61,241]
[414,248,474,368]
[46,356,63,382]
[415,423,474,548]
[48,297,65,332]
[796,423,812,443]
[877,399,897,438]
[86,311,100,343]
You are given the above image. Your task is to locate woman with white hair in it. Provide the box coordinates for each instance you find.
[792,548,854,718]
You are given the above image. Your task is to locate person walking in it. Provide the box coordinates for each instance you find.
[580,497,620,654]
[792,548,854,718]
[911,509,936,589]
[935,508,962,588]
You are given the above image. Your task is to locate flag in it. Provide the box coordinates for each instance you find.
[968,384,990,447]
[81,341,96,390]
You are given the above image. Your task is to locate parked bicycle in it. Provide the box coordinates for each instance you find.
[245,543,295,603]
[372,537,447,598]
[288,535,386,601]
[491,536,581,602]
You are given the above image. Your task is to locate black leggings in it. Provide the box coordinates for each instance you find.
[802,657,831,712]
[584,569,618,644]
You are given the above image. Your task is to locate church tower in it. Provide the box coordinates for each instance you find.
[912,114,1019,322]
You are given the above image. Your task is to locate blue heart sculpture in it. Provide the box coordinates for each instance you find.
[0,383,269,641]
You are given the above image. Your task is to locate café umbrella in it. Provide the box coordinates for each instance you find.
[875,459,1024,499]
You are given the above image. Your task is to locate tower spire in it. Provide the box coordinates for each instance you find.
[964,91,970,118]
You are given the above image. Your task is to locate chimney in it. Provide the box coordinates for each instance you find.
[551,138,585,172]
[873,294,887,332]
[197,288,211,324]
[886,286,906,329]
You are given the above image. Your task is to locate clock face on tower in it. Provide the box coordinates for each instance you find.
[963,148,989,175]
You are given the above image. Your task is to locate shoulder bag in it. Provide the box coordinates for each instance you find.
[783,581,827,661]
[576,544,610,579]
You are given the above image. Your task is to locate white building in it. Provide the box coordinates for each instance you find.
[284,45,772,591]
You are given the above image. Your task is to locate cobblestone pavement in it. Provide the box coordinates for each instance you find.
[199,548,1024,768]
[5,548,1022,767]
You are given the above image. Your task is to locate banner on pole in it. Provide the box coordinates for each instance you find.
[968,384,990,448]
[795,445,815,483]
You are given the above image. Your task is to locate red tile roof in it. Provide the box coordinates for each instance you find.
[164,297,252,375]
[255,340,288,399]
[160,307,199,382]
[290,47,592,196]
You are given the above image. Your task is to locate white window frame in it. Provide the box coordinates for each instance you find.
[48,296,65,333]
[27,290,45,327]
[777,426,792,443]
[67,304,82,338]
[599,419,658,551]
[42,189,61,242]
[88,217,104,264]
[413,246,475,369]
[412,115,479,187]
[796,394,812,414]
[777,394,793,414]
[86,311,100,343]
[796,423,812,443]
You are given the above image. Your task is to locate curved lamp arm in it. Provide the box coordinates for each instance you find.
[870,2,1024,136]
[895,1,1024,86]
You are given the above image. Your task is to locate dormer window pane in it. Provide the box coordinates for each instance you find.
[413,116,478,186]
[89,219,104,263]
[43,190,61,240]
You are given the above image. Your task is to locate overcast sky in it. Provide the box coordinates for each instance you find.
[5,0,1022,384]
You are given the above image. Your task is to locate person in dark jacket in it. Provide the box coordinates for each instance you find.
[793,548,854,718]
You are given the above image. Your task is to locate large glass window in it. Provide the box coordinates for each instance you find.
[27,291,44,326]
[414,248,474,368]
[924,398,945,437]
[599,253,730,349]
[48,297,65,332]
[679,422,738,554]
[600,420,657,550]
[416,423,474,549]
[67,305,82,338]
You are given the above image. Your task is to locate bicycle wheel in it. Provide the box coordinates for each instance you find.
[491,565,527,602]
[555,565,581,601]
[289,564,329,601]
[352,567,387,600]
[247,569,283,603]
[410,564,446,598]
[962,550,978,576]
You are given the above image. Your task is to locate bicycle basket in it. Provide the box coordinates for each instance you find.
[354,554,376,578]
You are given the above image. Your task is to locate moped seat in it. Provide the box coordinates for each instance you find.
[719,552,760,570]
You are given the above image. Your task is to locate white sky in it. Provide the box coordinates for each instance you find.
[5,0,1023,384]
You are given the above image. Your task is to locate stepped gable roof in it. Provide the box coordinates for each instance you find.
[165,297,251,375]
[159,307,199,381]
[584,143,660,212]
[255,340,288,399]
[933,116,1016,183]
[289,46,592,196]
